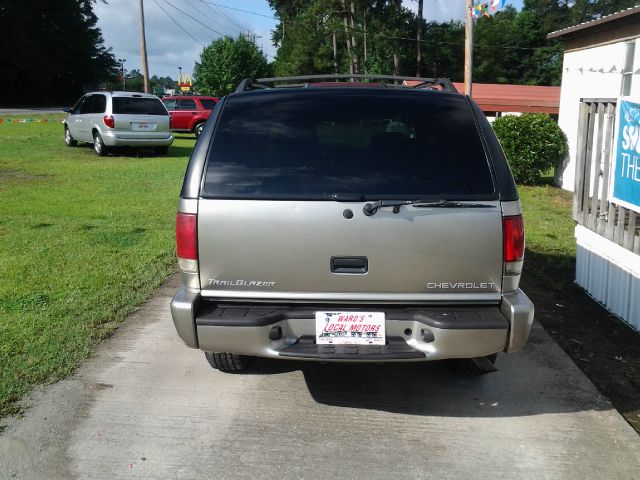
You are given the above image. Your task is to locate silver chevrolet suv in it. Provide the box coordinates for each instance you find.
[170,75,534,374]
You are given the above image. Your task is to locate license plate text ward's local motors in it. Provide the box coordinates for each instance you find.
[315,312,386,345]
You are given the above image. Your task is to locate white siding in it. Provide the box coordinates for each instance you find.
[557,39,640,191]
[575,225,640,330]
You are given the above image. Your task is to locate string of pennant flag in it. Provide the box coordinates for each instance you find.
[0,117,64,125]
[470,0,508,19]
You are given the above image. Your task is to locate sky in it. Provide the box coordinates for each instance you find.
[95,0,524,79]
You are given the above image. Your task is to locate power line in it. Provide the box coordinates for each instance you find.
[153,0,205,46]
[161,0,226,37]
[187,0,245,37]
[196,0,251,33]
[378,32,556,51]
[199,0,277,19]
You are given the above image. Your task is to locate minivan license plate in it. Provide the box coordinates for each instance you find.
[132,122,153,130]
[315,311,385,345]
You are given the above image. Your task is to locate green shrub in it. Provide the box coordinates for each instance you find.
[492,113,568,185]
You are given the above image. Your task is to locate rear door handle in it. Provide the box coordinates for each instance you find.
[331,256,368,274]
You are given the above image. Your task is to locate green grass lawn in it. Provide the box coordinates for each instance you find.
[519,185,575,291]
[0,116,193,417]
[0,117,577,418]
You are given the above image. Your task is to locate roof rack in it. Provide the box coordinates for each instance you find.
[234,75,458,94]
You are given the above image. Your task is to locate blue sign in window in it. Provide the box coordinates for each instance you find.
[612,99,640,213]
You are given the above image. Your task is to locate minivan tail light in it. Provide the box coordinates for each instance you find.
[103,115,115,128]
[176,212,198,261]
[503,214,524,277]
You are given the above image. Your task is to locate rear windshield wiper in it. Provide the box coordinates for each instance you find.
[363,199,495,216]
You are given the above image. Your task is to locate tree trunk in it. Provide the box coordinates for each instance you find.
[350,0,359,74]
[393,49,399,76]
[417,0,423,77]
[363,11,367,71]
[341,0,353,75]
[332,32,338,74]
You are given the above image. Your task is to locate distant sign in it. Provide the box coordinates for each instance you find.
[610,98,640,213]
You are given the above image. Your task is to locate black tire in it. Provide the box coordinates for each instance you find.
[446,353,497,376]
[93,131,108,156]
[64,126,77,147]
[194,122,205,138]
[204,352,250,372]
[155,146,169,155]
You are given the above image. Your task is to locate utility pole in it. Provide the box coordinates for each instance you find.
[417,0,423,77]
[138,0,150,93]
[464,0,473,97]
[118,58,126,90]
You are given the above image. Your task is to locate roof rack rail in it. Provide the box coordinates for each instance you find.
[234,74,458,93]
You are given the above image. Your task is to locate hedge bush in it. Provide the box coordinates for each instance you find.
[492,113,568,185]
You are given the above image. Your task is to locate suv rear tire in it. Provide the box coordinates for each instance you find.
[446,354,497,376]
[93,132,108,156]
[204,352,250,372]
[194,122,205,138]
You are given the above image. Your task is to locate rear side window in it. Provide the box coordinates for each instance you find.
[79,95,106,114]
[112,97,168,115]
[200,99,217,110]
[163,99,177,110]
[203,91,495,199]
[177,99,197,110]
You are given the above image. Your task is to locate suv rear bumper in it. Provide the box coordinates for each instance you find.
[170,288,534,361]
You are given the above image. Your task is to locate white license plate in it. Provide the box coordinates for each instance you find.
[315,311,385,345]
[131,122,154,131]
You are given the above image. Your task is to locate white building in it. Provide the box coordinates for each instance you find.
[549,7,640,331]
[550,7,640,191]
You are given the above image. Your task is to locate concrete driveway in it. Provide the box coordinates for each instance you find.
[1,276,639,480]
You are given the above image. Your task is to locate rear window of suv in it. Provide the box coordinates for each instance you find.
[202,90,494,199]
[112,97,167,115]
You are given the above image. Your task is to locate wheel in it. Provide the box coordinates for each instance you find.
[155,146,169,155]
[64,126,77,146]
[446,353,497,376]
[93,132,108,156]
[204,352,250,372]
[194,122,205,138]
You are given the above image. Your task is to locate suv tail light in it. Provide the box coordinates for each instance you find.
[103,115,115,128]
[503,215,524,275]
[176,212,198,273]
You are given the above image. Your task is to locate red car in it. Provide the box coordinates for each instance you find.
[162,95,219,137]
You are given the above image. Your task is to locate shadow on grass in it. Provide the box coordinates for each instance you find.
[74,143,195,159]
[523,249,575,293]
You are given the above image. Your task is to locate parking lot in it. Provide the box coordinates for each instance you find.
[1,275,639,480]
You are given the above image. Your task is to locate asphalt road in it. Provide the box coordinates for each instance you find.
[1,276,639,480]
[0,108,63,115]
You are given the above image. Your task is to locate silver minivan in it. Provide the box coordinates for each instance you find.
[63,91,173,156]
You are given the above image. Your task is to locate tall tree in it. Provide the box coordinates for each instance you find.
[193,36,271,96]
[416,0,423,76]
[267,0,638,86]
[0,0,117,106]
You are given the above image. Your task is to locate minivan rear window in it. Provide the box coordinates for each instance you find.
[112,97,167,115]
[203,90,494,199]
